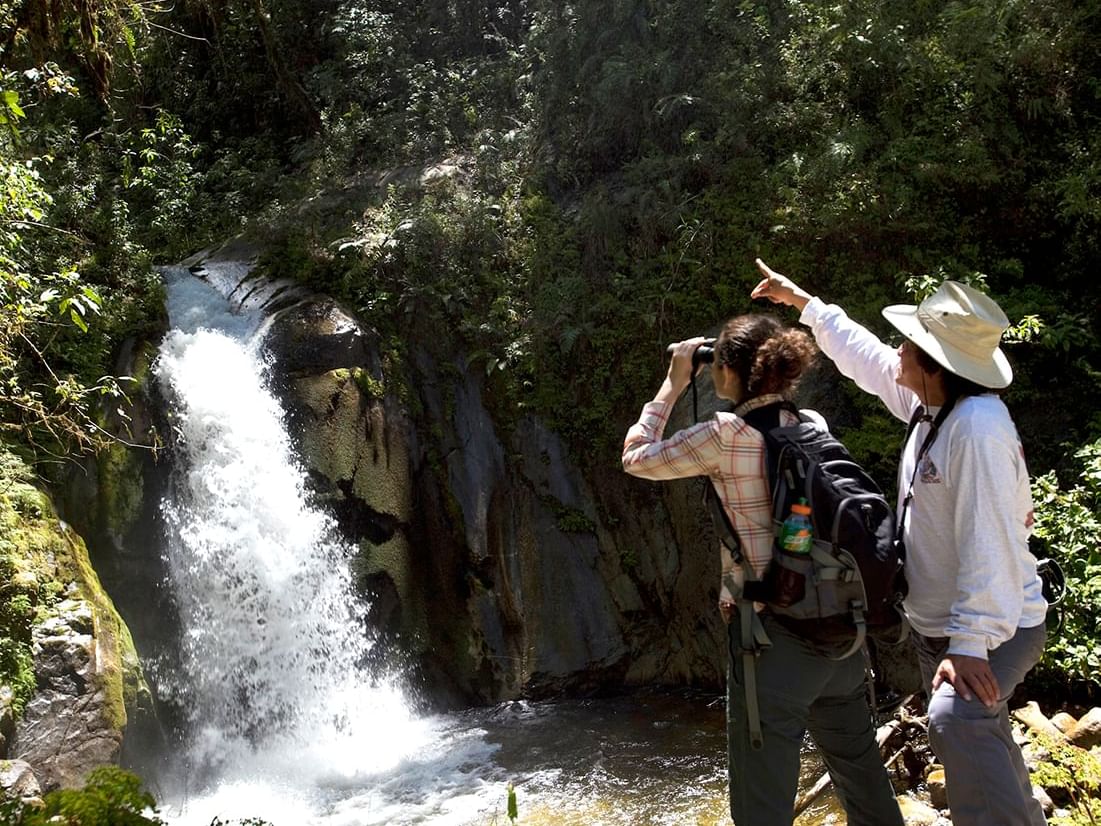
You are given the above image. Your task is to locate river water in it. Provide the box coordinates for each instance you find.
[145,265,842,826]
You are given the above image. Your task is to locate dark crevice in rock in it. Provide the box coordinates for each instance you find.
[359,571,401,650]
[226,270,265,302]
[326,479,403,544]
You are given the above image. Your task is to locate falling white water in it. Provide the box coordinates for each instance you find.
[153,266,459,824]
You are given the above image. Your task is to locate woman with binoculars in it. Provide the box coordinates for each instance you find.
[622,314,903,826]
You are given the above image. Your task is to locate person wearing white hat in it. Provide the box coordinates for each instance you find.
[750,258,1048,826]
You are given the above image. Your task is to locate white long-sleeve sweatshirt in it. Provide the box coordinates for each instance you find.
[800,297,1047,658]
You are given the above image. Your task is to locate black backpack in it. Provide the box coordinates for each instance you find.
[712,401,907,659]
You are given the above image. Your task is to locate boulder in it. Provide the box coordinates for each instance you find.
[1067,707,1101,749]
[1032,784,1055,816]
[263,298,374,379]
[184,244,309,316]
[926,766,949,810]
[897,794,942,825]
[1012,701,1065,741]
[873,638,923,697]
[0,462,149,791]
[11,597,125,790]
[0,759,41,800]
[1051,711,1078,734]
[1021,738,1047,771]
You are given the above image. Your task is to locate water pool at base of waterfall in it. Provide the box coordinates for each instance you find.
[154,690,843,826]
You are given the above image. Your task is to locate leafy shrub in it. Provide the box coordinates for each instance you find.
[0,68,170,462]
[1029,732,1101,825]
[0,766,162,825]
[1030,438,1101,698]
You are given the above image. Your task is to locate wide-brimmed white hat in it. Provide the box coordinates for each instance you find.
[882,280,1013,389]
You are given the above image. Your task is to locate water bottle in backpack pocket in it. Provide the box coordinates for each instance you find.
[770,500,814,607]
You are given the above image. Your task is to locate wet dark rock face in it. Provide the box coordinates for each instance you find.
[223,260,732,708]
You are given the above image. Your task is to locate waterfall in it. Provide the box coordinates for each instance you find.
[152,266,442,823]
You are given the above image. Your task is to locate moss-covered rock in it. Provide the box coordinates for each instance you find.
[89,336,162,549]
[0,446,149,789]
[96,443,145,547]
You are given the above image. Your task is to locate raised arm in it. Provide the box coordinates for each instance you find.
[750,258,918,423]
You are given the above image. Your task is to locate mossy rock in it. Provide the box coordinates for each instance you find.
[93,335,161,544]
[96,442,145,543]
[356,534,429,645]
[0,446,149,732]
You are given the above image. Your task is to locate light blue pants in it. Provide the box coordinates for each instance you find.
[913,624,1047,826]
[726,612,903,826]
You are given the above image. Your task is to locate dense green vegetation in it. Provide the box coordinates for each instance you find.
[1031,438,1101,697]
[0,0,1098,710]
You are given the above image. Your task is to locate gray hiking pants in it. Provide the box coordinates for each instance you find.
[913,624,1047,826]
[726,611,903,826]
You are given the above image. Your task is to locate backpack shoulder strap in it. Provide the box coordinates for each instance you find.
[706,398,789,564]
[740,399,798,434]
[706,398,787,752]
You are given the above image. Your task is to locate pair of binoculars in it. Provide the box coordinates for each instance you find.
[666,338,718,368]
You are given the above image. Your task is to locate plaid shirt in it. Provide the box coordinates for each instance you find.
[623,393,798,604]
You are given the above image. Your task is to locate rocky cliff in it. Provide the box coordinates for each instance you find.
[184,245,732,707]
